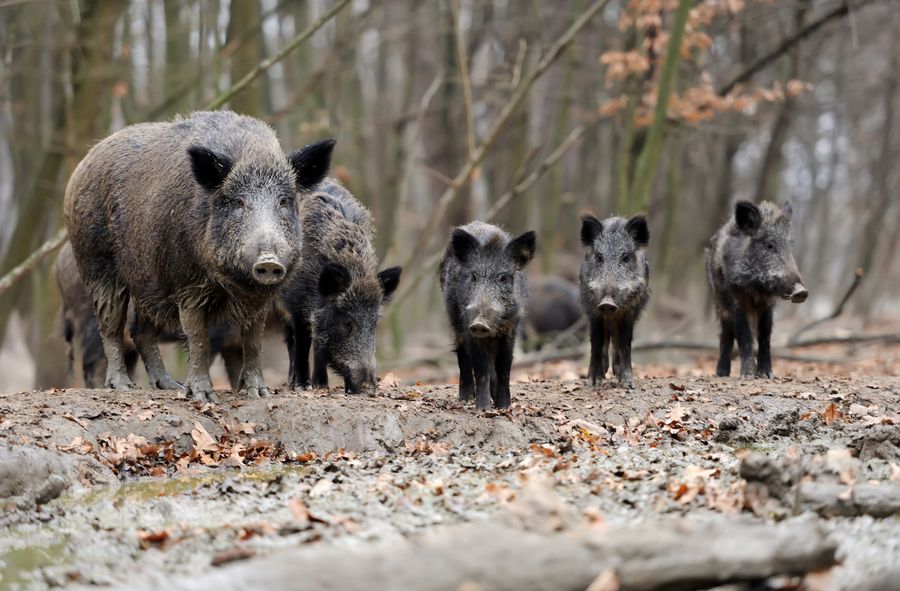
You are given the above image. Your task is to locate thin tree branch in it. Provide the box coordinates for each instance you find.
[789,268,865,344]
[388,116,593,312]
[205,0,352,110]
[0,227,67,297]
[399,0,611,275]
[717,1,866,96]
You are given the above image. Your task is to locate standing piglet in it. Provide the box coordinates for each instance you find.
[706,201,808,378]
[440,222,536,411]
[64,110,334,401]
[579,214,650,388]
[281,180,402,393]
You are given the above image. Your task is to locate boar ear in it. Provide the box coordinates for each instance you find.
[378,266,402,302]
[451,229,479,264]
[318,262,351,297]
[507,231,537,269]
[735,200,761,233]
[188,146,233,193]
[782,201,793,220]
[580,214,603,247]
[626,215,649,248]
[289,138,336,191]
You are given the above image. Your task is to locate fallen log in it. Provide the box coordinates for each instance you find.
[795,482,900,518]
[132,518,836,591]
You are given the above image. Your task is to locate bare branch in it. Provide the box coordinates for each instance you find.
[450,0,477,159]
[205,0,352,110]
[789,268,865,343]
[0,227,67,297]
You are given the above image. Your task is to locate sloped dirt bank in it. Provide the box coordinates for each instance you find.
[1,374,899,590]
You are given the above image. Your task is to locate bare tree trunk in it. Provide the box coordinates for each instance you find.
[226,0,264,115]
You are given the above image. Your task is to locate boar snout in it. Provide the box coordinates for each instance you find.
[597,296,619,315]
[788,283,808,303]
[468,318,493,338]
[344,365,376,394]
[252,256,286,285]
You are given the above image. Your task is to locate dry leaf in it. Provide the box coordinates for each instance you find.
[586,568,620,591]
[62,413,89,430]
[211,546,255,567]
[191,422,218,452]
[380,372,402,388]
[823,403,839,426]
[137,529,170,550]
[136,409,154,421]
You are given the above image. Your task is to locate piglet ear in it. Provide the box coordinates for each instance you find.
[507,231,537,269]
[782,201,793,220]
[626,215,649,248]
[318,262,351,297]
[188,146,233,192]
[378,266,402,302]
[735,200,761,234]
[289,138,336,191]
[450,228,479,264]
[580,214,603,247]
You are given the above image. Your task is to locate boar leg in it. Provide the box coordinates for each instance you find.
[468,339,493,412]
[613,320,635,389]
[312,344,330,389]
[588,318,609,386]
[455,340,475,402]
[219,344,244,391]
[289,315,313,389]
[239,313,270,398]
[734,308,756,379]
[715,310,734,377]
[178,306,218,403]
[756,305,774,378]
[92,279,134,390]
[131,315,182,390]
[494,337,514,409]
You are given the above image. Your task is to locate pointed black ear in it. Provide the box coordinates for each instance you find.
[782,201,793,220]
[188,146,233,192]
[378,266,402,302]
[318,262,351,297]
[626,215,649,248]
[580,214,603,247]
[735,200,761,233]
[289,138,336,191]
[507,231,537,269]
[450,228,479,264]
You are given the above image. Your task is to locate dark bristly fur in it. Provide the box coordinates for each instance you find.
[63,110,333,401]
[281,180,401,394]
[706,200,808,379]
[439,221,536,412]
[579,214,650,388]
[520,276,585,351]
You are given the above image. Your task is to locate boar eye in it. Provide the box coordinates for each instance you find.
[279,195,293,209]
[470,272,477,282]
[595,253,604,264]
[764,241,775,251]
[233,197,245,209]
[498,273,511,284]
[620,253,632,264]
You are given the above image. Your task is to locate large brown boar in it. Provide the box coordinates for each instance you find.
[64,111,334,402]
[281,180,401,393]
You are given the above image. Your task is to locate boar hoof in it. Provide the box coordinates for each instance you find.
[106,373,134,390]
[151,373,183,390]
[240,373,271,399]
[184,380,217,403]
[756,369,773,379]
[618,379,634,389]
[458,386,474,402]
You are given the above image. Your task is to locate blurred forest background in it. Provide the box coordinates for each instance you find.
[0,0,898,391]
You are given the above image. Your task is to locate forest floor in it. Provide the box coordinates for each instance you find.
[1,346,899,590]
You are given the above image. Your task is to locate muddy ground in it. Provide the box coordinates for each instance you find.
[1,347,899,590]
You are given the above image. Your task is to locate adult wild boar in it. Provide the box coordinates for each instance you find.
[440,221,536,412]
[64,111,334,401]
[579,214,650,388]
[706,200,808,379]
[282,180,401,393]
